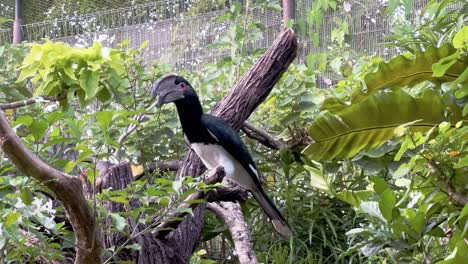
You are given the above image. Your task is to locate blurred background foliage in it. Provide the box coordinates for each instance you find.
[0,0,467,263]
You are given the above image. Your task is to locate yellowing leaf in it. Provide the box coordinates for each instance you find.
[131,164,145,177]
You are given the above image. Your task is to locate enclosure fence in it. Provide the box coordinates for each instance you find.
[0,0,459,85]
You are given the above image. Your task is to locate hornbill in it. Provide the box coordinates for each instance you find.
[152,74,292,238]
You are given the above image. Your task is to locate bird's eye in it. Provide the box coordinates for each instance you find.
[179,82,187,90]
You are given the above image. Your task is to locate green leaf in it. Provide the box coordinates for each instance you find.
[110,213,127,232]
[96,111,114,131]
[411,212,426,235]
[5,211,21,228]
[20,188,33,205]
[79,70,100,100]
[454,155,468,169]
[346,44,467,106]
[29,120,49,141]
[304,89,462,160]
[304,165,329,192]
[453,26,468,50]
[371,176,389,194]
[436,240,468,264]
[64,161,77,173]
[379,189,396,222]
[108,196,129,205]
[432,52,459,77]
[360,201,387,223]
[335,190,373,207]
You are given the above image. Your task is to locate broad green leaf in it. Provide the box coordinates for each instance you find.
[379,189,396,222]
[64,161,77,173]
[96,111,114,131]
[110,213,127,232]
[335,190,373,207]
[304,165,329,192]
[371,176,389,194]
[108,196,129,205]
[337,44,468,107]
[432,52,459,77]
[5,211,21,228]
[17,62,40,82]
[29,120,49,141]
[453,26,468,50]
[360,201,387,223]
[436,240,468,264]
[454,155,468,169]
[304,89,462,160]
[79,70,100,100]
[20,188,33,205]
[411,212,426,235]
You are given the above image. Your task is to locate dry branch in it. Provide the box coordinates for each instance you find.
[207,202,258,264]
[0,96,64,110]
[0,110,101,264]
[242,121,285,150]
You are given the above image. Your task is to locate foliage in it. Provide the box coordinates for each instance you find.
[301,1,468,262]
[0,0,467,263]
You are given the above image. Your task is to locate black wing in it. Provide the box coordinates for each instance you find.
[201,114,263,188]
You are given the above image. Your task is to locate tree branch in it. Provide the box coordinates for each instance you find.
[0,110,101,264]
[207,202,258,264]
[242,121,285,150]
[0,96,65,110]
[447,182,468,206]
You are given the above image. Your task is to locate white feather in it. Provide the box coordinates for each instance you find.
[190,143,255,190]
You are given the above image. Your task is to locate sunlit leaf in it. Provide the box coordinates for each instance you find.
[304,89,462,160]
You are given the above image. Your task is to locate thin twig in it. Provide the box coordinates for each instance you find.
[0,96,65,110]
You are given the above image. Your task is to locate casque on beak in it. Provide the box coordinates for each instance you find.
[151,74,186,107]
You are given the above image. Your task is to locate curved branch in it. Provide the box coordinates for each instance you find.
[242,121,285,150]
[207,202,258,264]
[0,110,101,264]
[0,96,65,110]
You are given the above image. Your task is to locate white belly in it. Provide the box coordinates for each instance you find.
[190,143,254,190]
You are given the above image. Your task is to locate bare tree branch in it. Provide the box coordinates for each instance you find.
[117,113,146,145]
[0,110,101,264]
[207,202,258,264]
[447,182,468,206]
[242,121,285,150]
[0,96,65,110]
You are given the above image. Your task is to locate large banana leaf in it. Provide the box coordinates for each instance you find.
[321,44,467,113]
[303,89,463,160]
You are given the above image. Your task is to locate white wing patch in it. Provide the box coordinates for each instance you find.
[206,128,219,142]
[249,164,260,181]
[190,143,255,190]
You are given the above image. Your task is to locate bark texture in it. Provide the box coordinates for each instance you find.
[208,202,259,264]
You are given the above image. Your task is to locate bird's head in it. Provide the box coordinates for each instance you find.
[152,74,195,107]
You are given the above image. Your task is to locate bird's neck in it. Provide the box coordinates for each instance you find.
[174,95,205,140]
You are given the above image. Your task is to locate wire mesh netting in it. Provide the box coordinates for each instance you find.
[0,0,462,85]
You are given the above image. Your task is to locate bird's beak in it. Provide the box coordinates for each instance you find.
[155,90,184,107]
[152,79,185,107]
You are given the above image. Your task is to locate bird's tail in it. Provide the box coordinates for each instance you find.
[251,187,293,238]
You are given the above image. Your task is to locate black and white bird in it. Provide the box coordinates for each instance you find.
[152,74,292,238]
